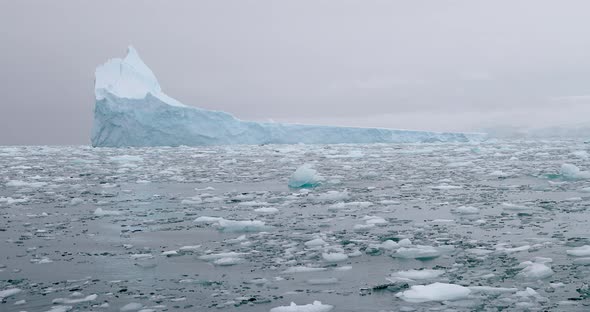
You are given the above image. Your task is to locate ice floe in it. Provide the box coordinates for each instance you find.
[396,282,471,303]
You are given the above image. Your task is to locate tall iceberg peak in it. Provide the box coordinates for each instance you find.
[94,46,184,107]
[91,47,485,147]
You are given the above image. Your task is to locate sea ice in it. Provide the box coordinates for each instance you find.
[282,266,327,274]
[93,208,124,216]
[217,219,266,232]
[304,238,327,247]
[389,269,445,280]
[396,282,471,303]
[517,259,554,280]
[322,252,348,262]
[198,252,248,261]
[288,164,323,188]
[213,257,242,266]
[45,306,73,312]
[254,207,279,214]
[0,288,22,299]
[269,301,333,312]
[393,246,442,260]
[120,302,143,311]
[452,206,479,214]
[52,294,98,304]
[560,163,590,179]
[193,216,224,223]
[566,245,590,257]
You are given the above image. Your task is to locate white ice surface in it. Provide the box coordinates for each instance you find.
[396,282,471,303]
[269,301,333,312]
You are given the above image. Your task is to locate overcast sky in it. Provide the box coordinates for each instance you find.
[2,1,590,145]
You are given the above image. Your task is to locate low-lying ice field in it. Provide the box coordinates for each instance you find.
[1,141,590,311]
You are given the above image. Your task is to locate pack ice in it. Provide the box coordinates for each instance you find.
[92,46,483,147]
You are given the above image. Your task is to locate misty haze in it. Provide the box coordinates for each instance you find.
[2,1,590,312]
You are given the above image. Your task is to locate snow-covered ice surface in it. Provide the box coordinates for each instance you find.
[2,141,590,311]
[91,47,483,147]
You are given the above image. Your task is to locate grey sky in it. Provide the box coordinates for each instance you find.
[2,1,590,145]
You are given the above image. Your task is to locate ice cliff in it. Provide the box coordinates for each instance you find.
[91,47,484,147]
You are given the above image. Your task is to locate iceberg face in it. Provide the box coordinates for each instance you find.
[92,47,484,147]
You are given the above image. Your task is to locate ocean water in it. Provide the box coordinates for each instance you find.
[1,141,590,311]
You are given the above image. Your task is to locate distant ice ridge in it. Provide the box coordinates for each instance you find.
[92,46,485,147]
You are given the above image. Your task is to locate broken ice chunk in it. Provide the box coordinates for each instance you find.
[269,300,333,312]
[288,164,323,188]
[396,282,471,303]
[393,246,442,260]
[567,245,590,257]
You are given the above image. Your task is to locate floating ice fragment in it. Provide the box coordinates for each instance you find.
[396,282,471,303]
[560,163,590,179]
[0,288,21,299]
[468,286,518,294]
[288,164,323,188]
[501,203,531,211]
[245,278,269,285]
[452,206,479,214]
[489,170,509,177]
[304,238,327,247]
[45,306,73,312]
[120,302,143,311]
[69,198,83,206]
[217,219,266,232]
[254,207,279,214]
[198,252,248,261]
[6,180,47,188]
[353,223,375,231]
[322,252,348,262]
[213,257,242,266]
[363,216,388,225]
[94,208,124,216]
[379,240,400,250]
[52,294,98,304]
[572,150,590,159]
[496,244,530,253]
[393,246,441,260]
[282,266,327,274]
[161,250,179,257]
[0,197,29,205]
[178,245,200,252]
[329,201,373,210]
[181,197,202,205]
[398,238,412,247]
[566,245,590,257]
[430,184,462,190]
[314,190,349,201]
[269,300,333,312]
[573,257,590,265]
[517,259,554,280]
[389,269,445,280]
[514,287,547,301]
[130,254,153,260]
[466,248,494,256]
[193,216,224,223]
[306,278,339,285]
[36,257,53,264]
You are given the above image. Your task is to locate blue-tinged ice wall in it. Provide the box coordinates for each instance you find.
[91,47,485,147]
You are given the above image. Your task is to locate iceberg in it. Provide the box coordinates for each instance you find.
[92,47,484,147]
